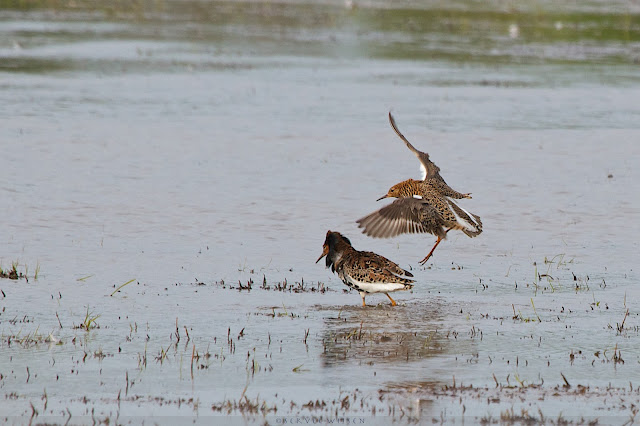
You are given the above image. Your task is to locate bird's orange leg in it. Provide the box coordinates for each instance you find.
[385,293,397,306]
[360,292,366,307]
[419,237,442,264]
[419,229,452,265]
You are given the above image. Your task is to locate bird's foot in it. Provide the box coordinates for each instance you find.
[385,293,397,306]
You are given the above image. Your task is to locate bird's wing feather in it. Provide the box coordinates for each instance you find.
[388,112,440,180]
[356,198,447,239]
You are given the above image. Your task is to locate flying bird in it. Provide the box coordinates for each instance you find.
[358,113,482,264]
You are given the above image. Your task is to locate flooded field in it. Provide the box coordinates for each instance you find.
[1,0,639,423]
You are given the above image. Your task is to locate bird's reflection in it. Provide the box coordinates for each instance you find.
[317,297,451,367]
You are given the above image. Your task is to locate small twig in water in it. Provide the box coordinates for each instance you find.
[617,309,629,333]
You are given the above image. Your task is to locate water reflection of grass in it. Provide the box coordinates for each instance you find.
[0,57,71,74]
[2,0,638,67]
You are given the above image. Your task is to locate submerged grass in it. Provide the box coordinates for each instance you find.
[0,262,22,280]
[519,256,597,296]
[73,306,100,331]
[201,276,330,294]
[0,260,40,282]
[2,324,62,348]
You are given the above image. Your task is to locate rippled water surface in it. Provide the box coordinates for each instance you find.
[1,0,639,423]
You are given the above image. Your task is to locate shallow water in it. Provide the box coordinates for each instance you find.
[1,0,640,423]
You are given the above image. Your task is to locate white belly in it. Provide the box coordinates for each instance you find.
[345,276,407,294]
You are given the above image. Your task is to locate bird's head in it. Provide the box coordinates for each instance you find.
[316,237,330,264]
[377,181,411,201]
[316,230,351,269]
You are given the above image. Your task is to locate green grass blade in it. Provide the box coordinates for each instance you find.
[111,279,136,296]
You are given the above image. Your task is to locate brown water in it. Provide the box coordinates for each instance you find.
[1,0,640,423]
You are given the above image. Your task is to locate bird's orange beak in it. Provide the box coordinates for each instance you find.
[316,245,329,263]
[376,194,389,201]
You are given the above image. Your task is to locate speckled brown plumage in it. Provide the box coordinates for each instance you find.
[377,179,482,238]
[359,113,482,264]
[316,231,414,307]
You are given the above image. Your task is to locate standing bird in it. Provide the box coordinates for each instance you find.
[357,113,482,264]
[316,231,414,307]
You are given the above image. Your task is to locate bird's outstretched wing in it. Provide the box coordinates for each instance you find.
[388,112,441,180]
[356,197,448,239]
